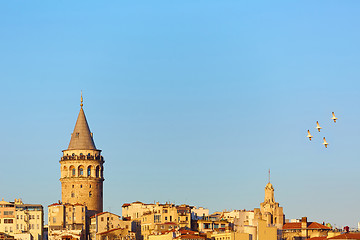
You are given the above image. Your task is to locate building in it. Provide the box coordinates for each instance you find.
[60,95,104,217]
[282,217,331,240]
[122,202,192,240]
[253,175,285,228]
[195,214,231,233]
[191,208,209,221]
[47,202,87,240]
[0,199,43,240]
[89,212,134,240]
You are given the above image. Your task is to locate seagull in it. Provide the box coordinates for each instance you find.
[316,121,322,132]
[331,112,337,123]
[306,130,313,141]
[323,137,328,148]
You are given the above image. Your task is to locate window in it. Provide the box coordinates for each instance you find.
[165,217,167,221]
[4,211,14,215]
[72,168,75,176]
[37,224,39,229]
[71,192,75,198]
[4,227,7,232]
[90,184,92,188]
[88,167,91,176]
[21,215,23,219]
[89,191,92,197]
[72,185,74,188]
[79,168,84,176]
[80,185,82,188]
[37,215,39,219]
[4,219,14,224]
[101,217,104,222]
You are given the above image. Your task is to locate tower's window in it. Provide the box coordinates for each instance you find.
[71,192,75,198]
[72,185,74,188]
[72,168,75,176]
[80,185,82,188]
[96,166,99,178]
[87,166,91,176]
[89,191,92,197]
[89,184,92,188]
[79,168,84,176]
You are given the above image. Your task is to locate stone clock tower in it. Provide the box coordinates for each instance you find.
[59,95,104,216]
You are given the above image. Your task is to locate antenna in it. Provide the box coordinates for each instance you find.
[268,169,271,183]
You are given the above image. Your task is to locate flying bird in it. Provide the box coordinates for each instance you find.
[331,112,337,123]
[323,137,328,148]
[306,130,313,141]
[316,121,322,132]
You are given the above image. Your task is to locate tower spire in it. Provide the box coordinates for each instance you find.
[268,169,270,183]
[80,91,83,108]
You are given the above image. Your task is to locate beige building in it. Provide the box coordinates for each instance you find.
[89,212,134,240]
[0,199,43,240]
[191,208,209,221]
[47,202,87,240]
[60,97,104,217]
[253,179,284,228]
[122,202,191,240]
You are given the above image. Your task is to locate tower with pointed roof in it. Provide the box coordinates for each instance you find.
[60,95,104,216]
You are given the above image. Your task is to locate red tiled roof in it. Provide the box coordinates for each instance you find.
[122,204,131,207]
[90,212,110,218]
[328,233,360,240]
[308,222,331,230]
[48,203,62,207]
[283,222,330,230]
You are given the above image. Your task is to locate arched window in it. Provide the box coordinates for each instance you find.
[87,166,91,176]
[78,165,84,176]
[89,191,92,197]
[72,168,75,176]
[95,166,99,178]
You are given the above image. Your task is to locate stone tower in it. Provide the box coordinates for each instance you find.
[259,170,285,228]
[60,96,104,216]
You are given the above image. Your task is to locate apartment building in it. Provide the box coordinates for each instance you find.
[48,202,87,240]
[0,199,43,240]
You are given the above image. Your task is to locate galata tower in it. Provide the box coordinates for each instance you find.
[60,95,104,216]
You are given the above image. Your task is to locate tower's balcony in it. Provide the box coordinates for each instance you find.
[61,155,104,161]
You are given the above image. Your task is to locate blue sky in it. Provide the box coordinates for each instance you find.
[1,1,360,227]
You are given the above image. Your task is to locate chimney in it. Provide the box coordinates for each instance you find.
[301,217,307,229]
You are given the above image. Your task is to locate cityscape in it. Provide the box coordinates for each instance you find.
[1,2,360,240]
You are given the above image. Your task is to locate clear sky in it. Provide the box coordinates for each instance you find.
[1,1,359,228]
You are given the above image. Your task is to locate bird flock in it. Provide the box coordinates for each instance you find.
[306,112,337,148]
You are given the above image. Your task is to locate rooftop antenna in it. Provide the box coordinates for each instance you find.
[268,169,271,183]
[80,91,83,108]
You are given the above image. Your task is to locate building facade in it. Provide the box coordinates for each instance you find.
[48,203,87,240]
[0,199,43,240]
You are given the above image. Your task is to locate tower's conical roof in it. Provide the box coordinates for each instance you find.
[67,107,97,150]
